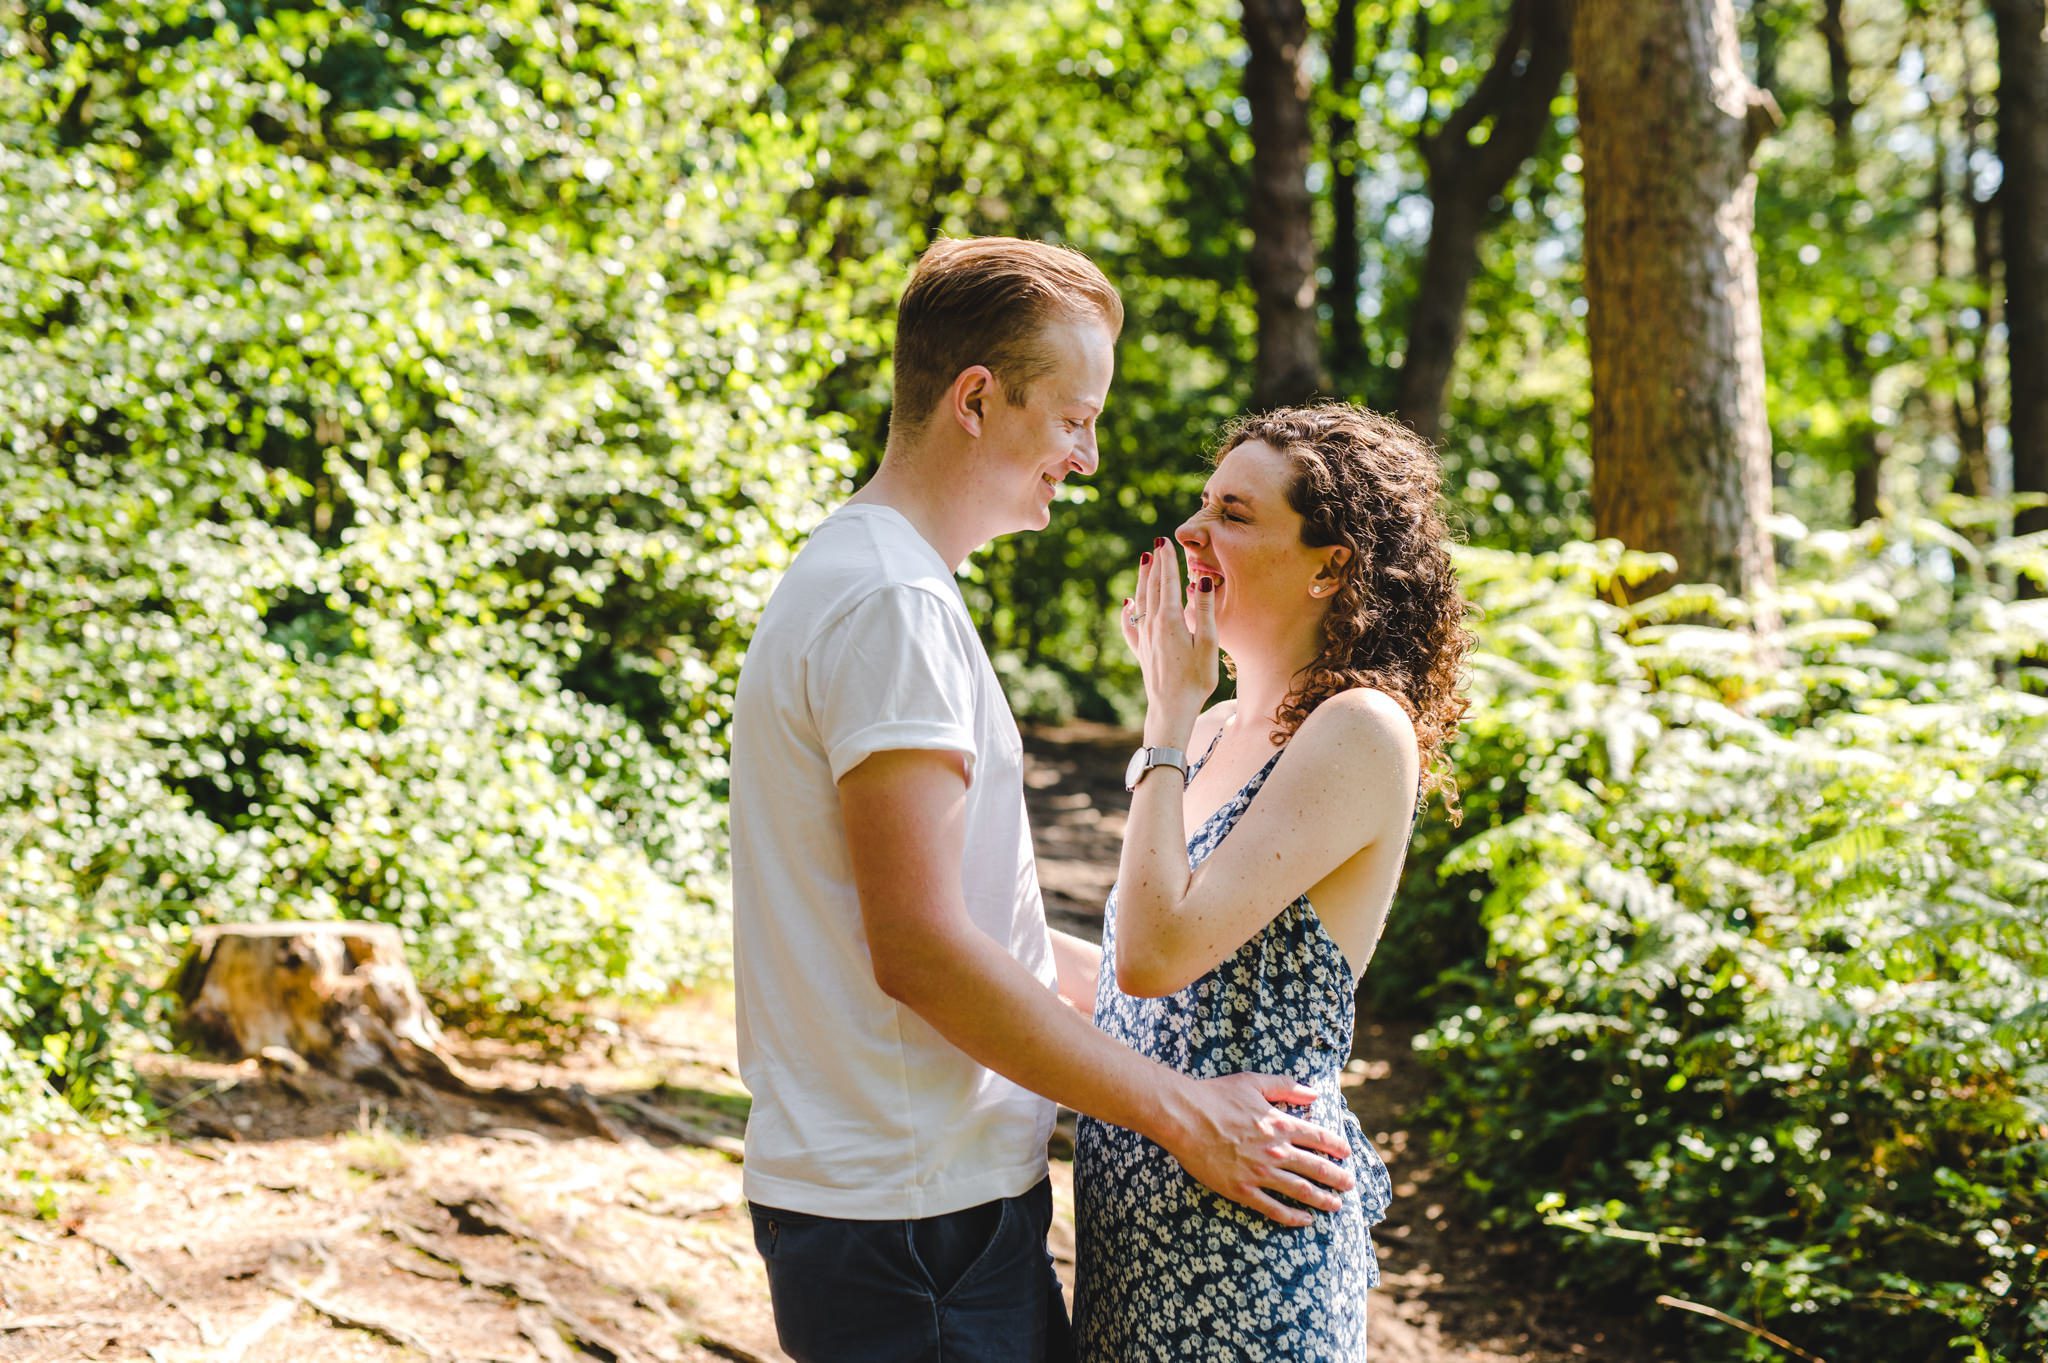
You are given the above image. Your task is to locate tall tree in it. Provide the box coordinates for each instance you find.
[1327,0,1365,386]
[1574,0,1781,598]
[1993,0,2048,558]
[1939,0,1998,502]
[1821,0,1886,523]
[1243,0,1324,409]
[1394,0,1574,444]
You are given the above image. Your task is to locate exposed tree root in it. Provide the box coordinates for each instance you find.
[71,1225,219,1347]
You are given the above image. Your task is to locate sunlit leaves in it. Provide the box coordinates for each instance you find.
[0,0,852,1137]
[1412,514,2048,1361]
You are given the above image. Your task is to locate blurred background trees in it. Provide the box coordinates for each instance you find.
[4,0,2045,1359]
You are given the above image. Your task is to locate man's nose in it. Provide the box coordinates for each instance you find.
[1070,435,1099,479]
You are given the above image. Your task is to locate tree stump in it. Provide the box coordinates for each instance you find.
[171,922,724,1149]
[174,921,468,1089]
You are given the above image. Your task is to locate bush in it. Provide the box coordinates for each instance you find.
[0,0,852,1136]
[1412,511,2048,1361]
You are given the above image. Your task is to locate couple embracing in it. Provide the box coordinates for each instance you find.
[730,237,1471,1362]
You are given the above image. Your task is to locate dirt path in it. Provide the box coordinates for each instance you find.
[0,727,1663,1362]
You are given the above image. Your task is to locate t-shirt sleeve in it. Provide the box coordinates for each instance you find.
[810,585,981,785]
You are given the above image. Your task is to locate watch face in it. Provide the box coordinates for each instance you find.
[1124,748,1147,791]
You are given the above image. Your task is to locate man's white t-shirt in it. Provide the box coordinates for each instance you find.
[729,502,1057,1220]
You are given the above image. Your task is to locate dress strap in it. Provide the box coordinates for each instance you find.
[1184,726,1226,779]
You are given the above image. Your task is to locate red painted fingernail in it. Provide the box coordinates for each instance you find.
[1198,578,1214,593]
[1154,537,1166,547]
[1140,552,1152,566]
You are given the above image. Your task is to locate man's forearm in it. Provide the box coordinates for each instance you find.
[876,918,1192,1146]
[1048,927,1101,1019]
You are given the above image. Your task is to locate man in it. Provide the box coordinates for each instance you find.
[729,237,1355,1362]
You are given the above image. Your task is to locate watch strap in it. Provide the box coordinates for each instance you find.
[1126,745,1188,793]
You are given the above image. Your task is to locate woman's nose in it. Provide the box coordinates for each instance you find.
[1175,518,1202,549]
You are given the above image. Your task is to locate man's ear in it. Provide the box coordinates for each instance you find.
[949,365,996,437]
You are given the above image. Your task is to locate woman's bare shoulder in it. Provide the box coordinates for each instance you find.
[1289,688,1418,779]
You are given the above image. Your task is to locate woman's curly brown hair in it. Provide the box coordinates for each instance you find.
[1216,402,1474,822]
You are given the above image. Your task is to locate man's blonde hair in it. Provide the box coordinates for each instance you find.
[891,237,1123,434]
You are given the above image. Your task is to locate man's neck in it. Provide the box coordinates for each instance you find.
[847,445,988,571]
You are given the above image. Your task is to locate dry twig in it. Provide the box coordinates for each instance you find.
[1656,1294,1828,1362]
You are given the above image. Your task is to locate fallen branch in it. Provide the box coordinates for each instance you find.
[603,1096,744,1160]
[1656,1294,1828,1363]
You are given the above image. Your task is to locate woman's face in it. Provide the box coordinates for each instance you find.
[1174,439,1338,648]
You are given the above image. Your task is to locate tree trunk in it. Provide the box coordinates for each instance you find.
[1994,0,2048,562]
[175,921,463,1087]
[1752,0,1783,91]
[1822,0,1883,524]
[1395,0,1574,444]
[1328,0,1364,386]
[1575,0,1780,602]
[1951,6,1998,502]
[1243,0,1324,410]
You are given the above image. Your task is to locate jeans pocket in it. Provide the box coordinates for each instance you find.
[750,1210,779,1261]
[908,1197,1013,1304]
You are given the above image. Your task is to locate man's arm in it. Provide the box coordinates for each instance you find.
[1048,929,1100,1018]
[840,748,1355,1227]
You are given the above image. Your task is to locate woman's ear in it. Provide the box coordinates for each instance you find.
[1311,545,1352,597]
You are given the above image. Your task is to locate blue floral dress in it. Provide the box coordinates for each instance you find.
[1074,740,1396,1361]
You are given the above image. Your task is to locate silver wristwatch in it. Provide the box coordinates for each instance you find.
[1124,745,1188,793]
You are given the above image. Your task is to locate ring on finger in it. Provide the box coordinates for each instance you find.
[1127,610,1146,625]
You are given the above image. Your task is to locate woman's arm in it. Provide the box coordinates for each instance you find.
[1114,545,1416,998]
[1116,691,1415,996]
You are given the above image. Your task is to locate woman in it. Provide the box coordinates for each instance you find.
[1074,402,1472,1360]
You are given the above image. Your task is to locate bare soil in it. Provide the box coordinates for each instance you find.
[0,725,1667,1363]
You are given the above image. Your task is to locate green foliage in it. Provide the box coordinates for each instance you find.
[1752,0,2002,519]
[1412,512,2048,1362]
[775,0,1262,716]
[0,0,852,1135]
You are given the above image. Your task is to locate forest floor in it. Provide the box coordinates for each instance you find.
[0,724,1669,1363]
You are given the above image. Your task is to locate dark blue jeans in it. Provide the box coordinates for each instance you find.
[749,1178,1075,1363]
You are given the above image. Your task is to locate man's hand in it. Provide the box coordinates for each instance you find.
[1152,1073,1356,1228]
